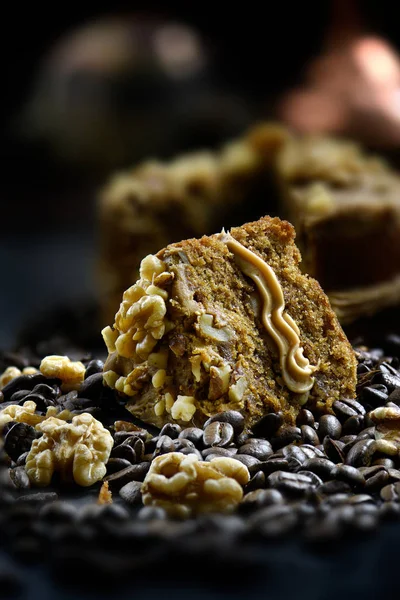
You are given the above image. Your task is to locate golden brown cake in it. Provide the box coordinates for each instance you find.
[274,134,400,323]
[98,124,288,324]
[101,216,357,430]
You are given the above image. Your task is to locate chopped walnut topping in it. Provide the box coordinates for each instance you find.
[197,313,233,343]
[141,452,250,518]
[209,363,232,400]
[39,356,85,391]
[26,413,113,487]
[98,481,113,505]
[228,376,248,404]
[170,395,196,422]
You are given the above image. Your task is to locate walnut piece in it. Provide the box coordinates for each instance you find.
[0,401,72,431]
[26,413,113,487]
[141,452,250,518]
[370,405,400,453]
[0,366,38,389]
[40,355,85,391]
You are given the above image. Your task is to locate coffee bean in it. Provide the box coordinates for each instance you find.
[302,458,335,480]
[121,437,145,461]
[333,398,366,421]
[4,422,39,462]
[296,409,315,427]
[204,411,245,435]
[114,430,148,445]
[110,444,137,463]
[9,390,32,403]
[271,426,301,449]
[380,483,400,502]
[153,435,175,456]
[244,471,265,493]
[360,466,390,492]
[342,415,365,436]
[357,363,370,375]
[238,439,273,461]
[297,470,324,487]
[380,501,400,520]
[85,359,104,378]
[248,504,298,537]
[301,425,320,446]
[240,488,283,513]
[16,452,29,466]
[388,388,400,406]
[267,471,315,497]
[251,412,283,438]
[17,492,58,504]
[300,445,325,459]
[105,462,150,490]
[388,468,400,482]
[32,383,60,400]
[137,506,167,521]
[233,455,261,473]
[202,447,237,458]
[9,466,31,489]
[361,385,388,408]
[77,373,104,400]
[159,423,181,439]
[373,364,400,392]
[179,427,204,447]
[323,437,345,463]
[318,415,342,440]
[258,458,290,476]
[355,426,376,441]
[331,465,365,488]
[346,439,377,467]
[1,373,48,401]
[119,481,143,505]
[203,422,234,448]
[106,458,133,475]
[236,432,251,446]
[39,501,77,524]
[373,458,396,468]
[318,480,352,495]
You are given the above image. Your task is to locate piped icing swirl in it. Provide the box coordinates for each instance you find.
[220,231,317,394]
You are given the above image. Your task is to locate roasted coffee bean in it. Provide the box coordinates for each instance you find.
[357,363,370,375]
[331,465,365,488]
[203,422,234,448]
[77,373,104,400]
[258,458,290,476]
[180,448,202,460]
[39,501,77,524]
[114,430,148,445]
[17,492,58,504]
[9,466,31,489]
[238,439,273,461]
[105,462,150,490]
[32,383,59,400]
[172,438,196,453]
[153,435,175,456]
[323,437,345,463]
[204,411,245,435]
[251,412,283,438]
[282,444,308,465]
[271,426,301,449]
[318,480,352,495]
[318,415,342,440]
[85,359,104,378]
[16,452,29,466]
[119,481,143,505]
[4,423,39,462]
[380,482,400,502]
[233,455,261,473]
[106,458,133,475]
[1,373,48,401]
[137,506,167,521]
[202,447,238,458]
[267,470,315,497]
[9,390,32,403]
[333,398,366,421]
[244,471,266,493]
[110,444,137,463]
[248,504,298,537]
[297,470,324,487]
[346,439,377,467]
[296,409,315,427]
[373,458,396,468]
[301,425,320,446]
[341,435,358,449]
[160,423,181,439]
[380,501,400,520]
[121,436,145,460]
[300,445,325,459]
[373,364,400,392]
[342,415,365,436]
[240,488,283,513]
[179,427,204,447]
[359,466,390,492]
[388,388,400,406]
[361,385,388,408]
[355,426,376,441]
[302,458,335,480]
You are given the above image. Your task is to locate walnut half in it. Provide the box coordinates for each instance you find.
[141,452,250,518]
[26,413,114,487]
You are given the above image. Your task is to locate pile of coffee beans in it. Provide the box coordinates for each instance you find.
[2,337,400,585]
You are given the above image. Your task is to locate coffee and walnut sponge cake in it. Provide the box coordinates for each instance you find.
[102,216,357,429]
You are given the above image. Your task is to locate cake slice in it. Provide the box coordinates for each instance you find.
[274,134,400,323]
[101,216,357,430]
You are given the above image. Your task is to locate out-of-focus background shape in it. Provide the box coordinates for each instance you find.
[2,1,400,348]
